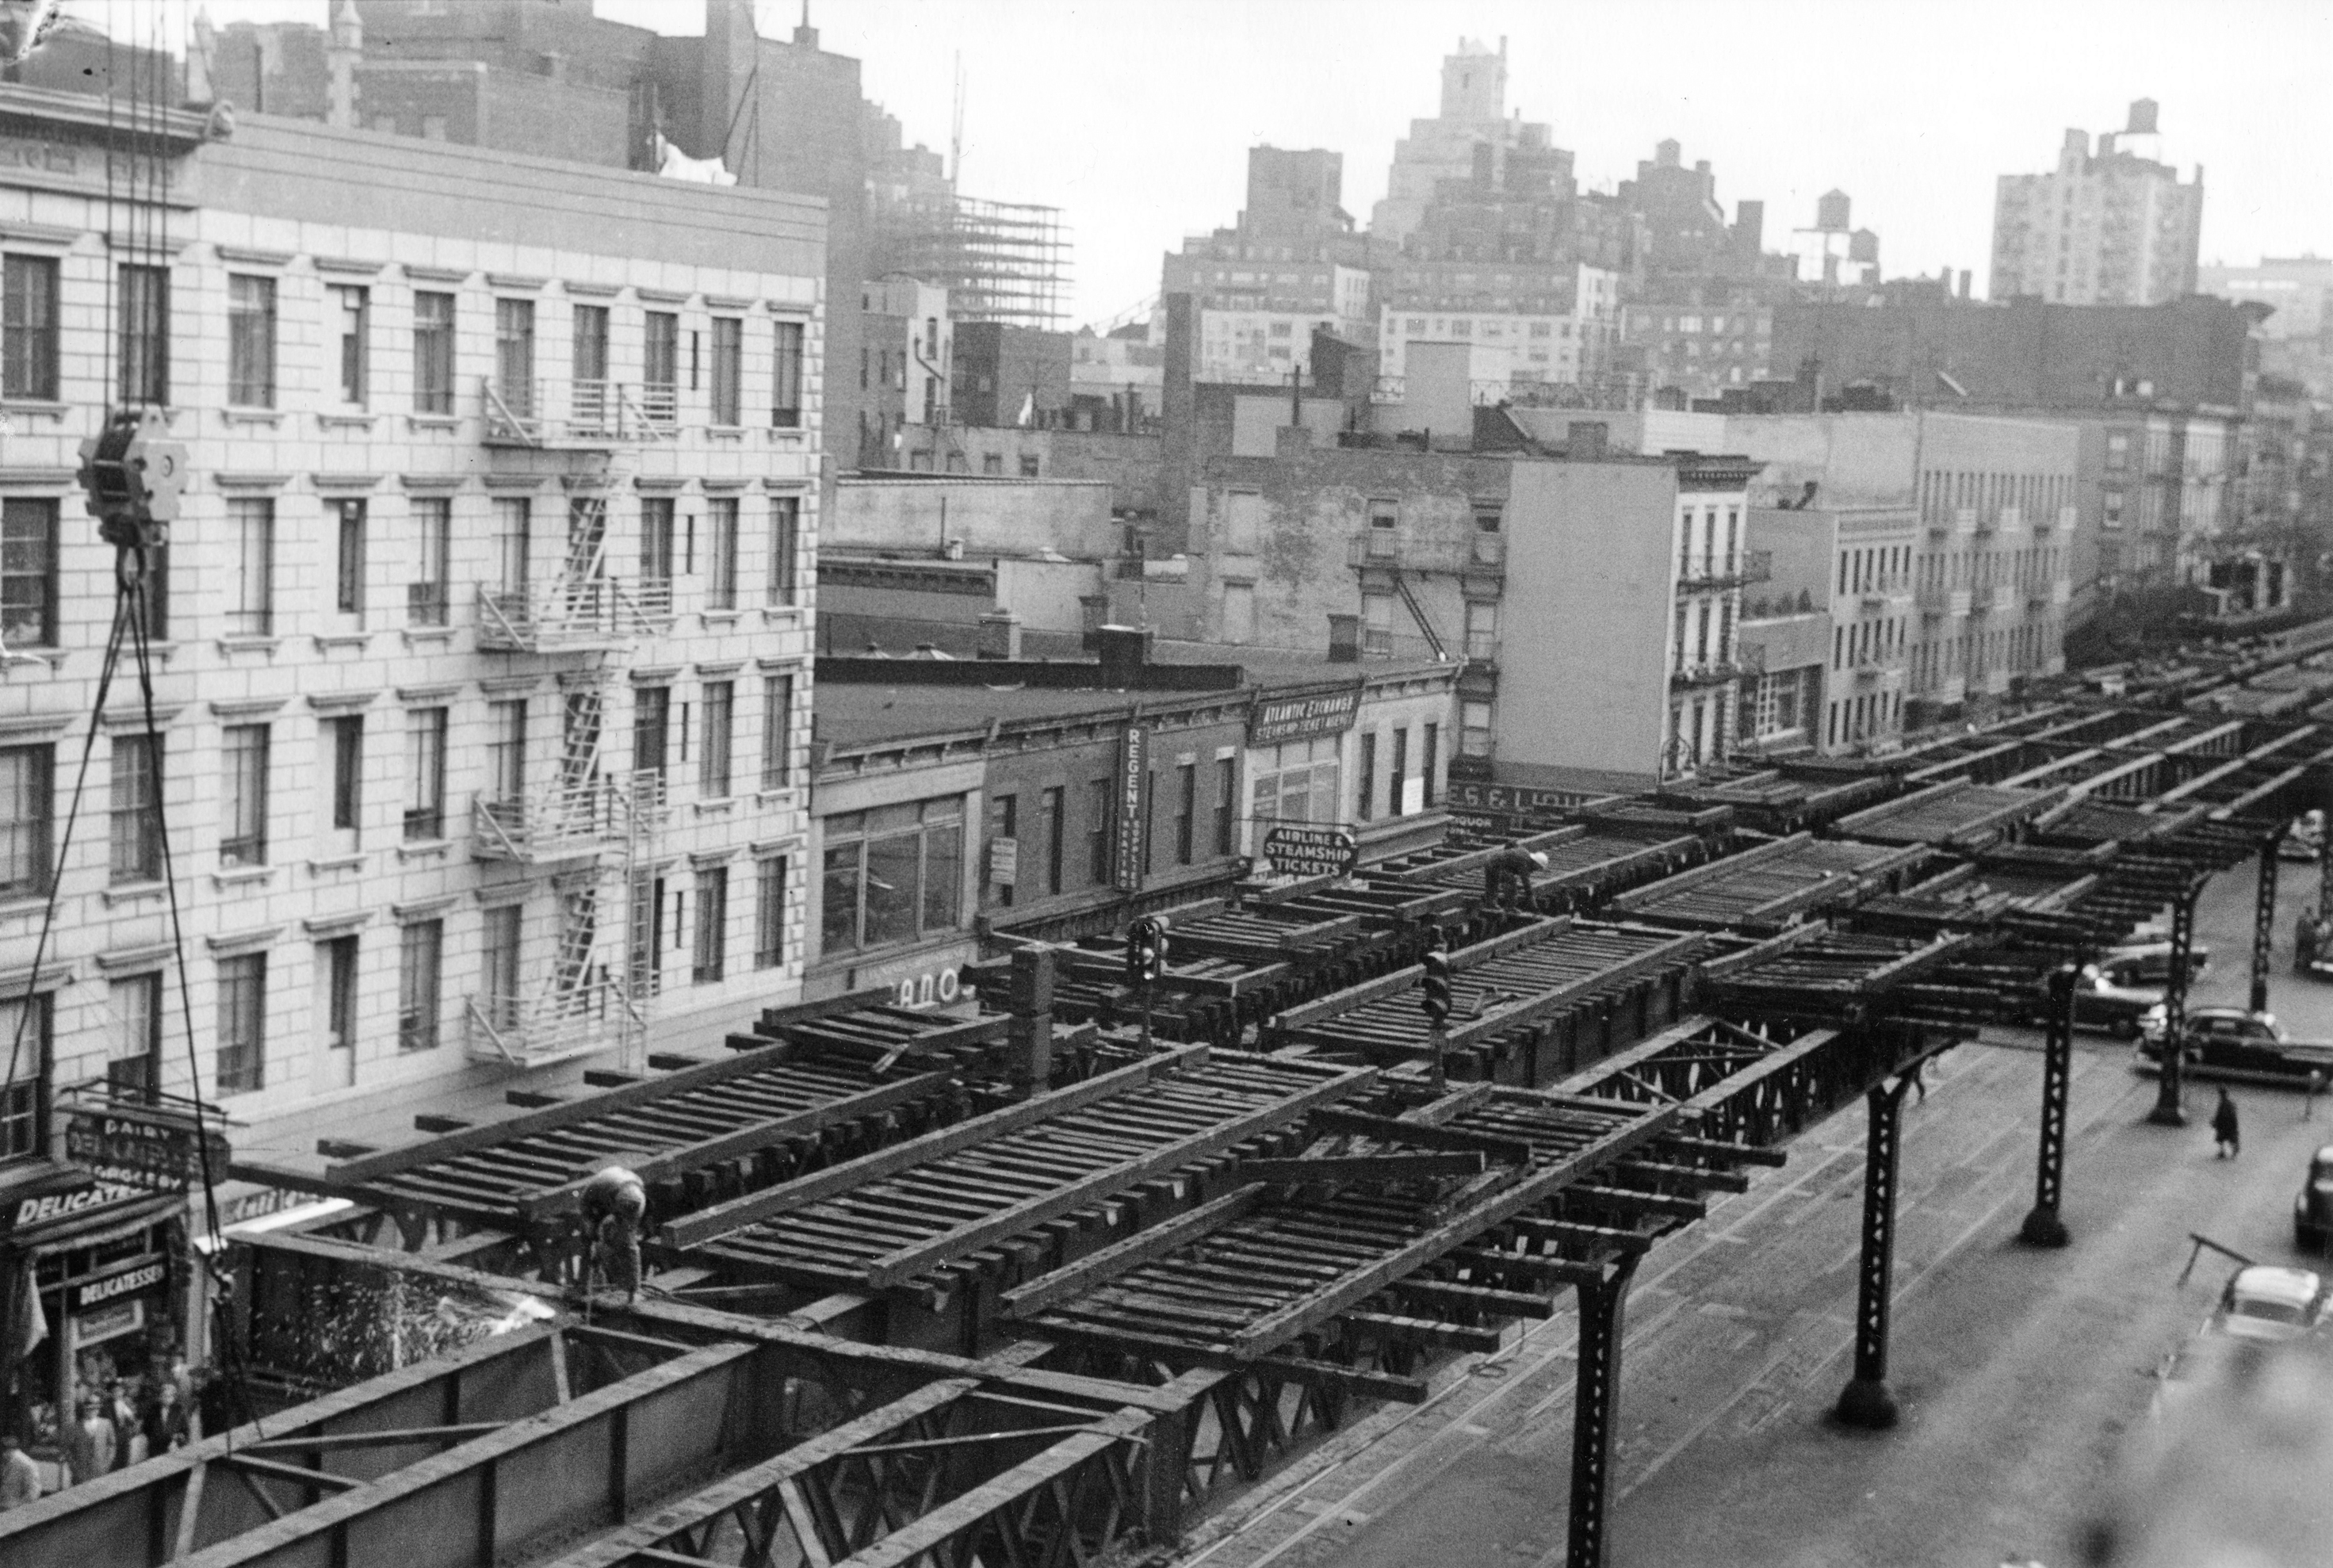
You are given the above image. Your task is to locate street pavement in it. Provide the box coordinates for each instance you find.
[1181,863,2333,1568]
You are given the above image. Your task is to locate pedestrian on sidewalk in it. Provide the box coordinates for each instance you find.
[2213,1088,2241,1159]
[2306,1069,2325,1122]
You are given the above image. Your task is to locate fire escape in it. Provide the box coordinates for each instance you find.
[469,376,677,1069]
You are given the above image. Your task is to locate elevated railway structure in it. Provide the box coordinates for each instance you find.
[48,693,2333,1568]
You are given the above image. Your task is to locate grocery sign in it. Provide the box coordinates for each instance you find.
[65,1106,232,1193]
[1262,824,1358,878]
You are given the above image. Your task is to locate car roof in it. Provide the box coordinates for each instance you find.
[2230,1266,2323,1308]
[2315,1144,2333,1165]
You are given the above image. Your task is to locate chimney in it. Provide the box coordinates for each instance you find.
[1096,624,1153,688]
[2126,98,2159,136]
[1957,269,1972,300]
[1327,614,1360,663]
[977,609,1023,660]
[1566,420,1608,460]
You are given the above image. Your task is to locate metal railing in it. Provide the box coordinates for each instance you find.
[1917,584,1972,617]
[1669,648,1762,690]
[1348,532,1507,573]
[1675,550,1773,591]
[481,378,683,446]
[476,574,675,652]
[470,775,660,862]
[465,975,640,1067]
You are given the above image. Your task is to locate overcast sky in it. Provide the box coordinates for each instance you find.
[109,0,2333,327]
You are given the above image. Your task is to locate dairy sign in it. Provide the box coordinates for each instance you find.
[65,1107,232,1194]
[1249,685,1361,747]
[1262,824,1358,879]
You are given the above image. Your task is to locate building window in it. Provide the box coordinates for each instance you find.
[119,262,169,405]
[982,453,1003,476]
[492,296,536,418]
[226,273,278,407]
[633,685,671,785]
[643,310,679,419]
[754,855,787,969]
[228,497,274,636]
[216,952,266,1095]
[108,972,160,1099]
[1175,763,1197,864]
[335,499,367,616]
[641,496,675,595]
[702,495,741,610]
[398,920,442,1053]
[1356,732,1375,822]
[819,798,965,954]
[1039,784,1065,895]
[332,284,369,404]
[761,673,793,790]
[1461,701,1493,757]
[693,865,728,984]
[490,495,530,599]
[3,254,59,400]
[1214,759,1236,855]
[481,905,521,1031]
[701,679,734,798]
[403,706,448,841]
[486,698,526,803]
[1388,728,1409,817]
[2,496,58,648]
[0,743,51,899]
[411,289,455,414]
[1019,455,1041,478]
[408,495,451,625]
[772,319,805,427]
[220,723,270,868]
[109,733,163,883]
[327,715,363,834]
[1249,738,1340,825]
[710,316,743,426]
[1086,776,1113,883]
[0,994,48,1161]
[987,792,1017,908]
[1464,600,1497,661]
[768,495,801,606]
[1422,722,1439,805]
[1361,592,1394,657]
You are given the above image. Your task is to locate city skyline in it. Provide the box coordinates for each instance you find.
[168,0,2333,326]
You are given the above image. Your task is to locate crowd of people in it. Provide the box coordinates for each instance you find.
[0,1344,197,1510]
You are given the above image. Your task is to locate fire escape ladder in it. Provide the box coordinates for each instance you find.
[1392,571,1449,661]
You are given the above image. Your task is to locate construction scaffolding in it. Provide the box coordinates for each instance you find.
[875,193,1073,331]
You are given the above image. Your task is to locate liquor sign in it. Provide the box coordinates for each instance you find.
[1443,781,1592,817]
[1262,824,1358,879]
[1115,728,1149,892]
[64,1106,232,1193]
[1249,685,1361,747]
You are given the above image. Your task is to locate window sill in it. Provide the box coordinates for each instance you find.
[701,610,743,626]
[0,895,49,920]
[759,604,803,622]
[101,881,166,907]
[692,798,737,817]
[307,854,366,874]
[400,626,456,649]
[318,411,376,430]
[407,414,460,433]
[708,426,747,442]
[1,399,68,419]
[216,636,281,656]
[313,633,371,652]
[396,840,451,862]
[2,648,65,675]
[222,408,285,426]
[212,866,275,890]
[755,787,798,808]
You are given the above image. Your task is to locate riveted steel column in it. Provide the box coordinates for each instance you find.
[2149,887,2198,1127]
[1836,1074,1914,1429]
[2020,965,2078,1248]
[1565,1251,1643,1568]
[2251,836,2279,1015]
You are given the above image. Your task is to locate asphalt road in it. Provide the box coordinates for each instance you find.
[1183,863,2333,1568]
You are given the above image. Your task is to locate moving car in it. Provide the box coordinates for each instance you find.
[2103,937,2212,986]
[2136,1005,2333,1087]
[2209,1264,2327,1343]
[2029,962,2163,1038]
[2299,1144,2333,1252]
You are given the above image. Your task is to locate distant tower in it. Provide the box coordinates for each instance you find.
[1439,36,1506,122]
[186,4,216,104]
[325,0,361,129]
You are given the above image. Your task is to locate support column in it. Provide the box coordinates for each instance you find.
[2251,836,2279,1014]
[1565,1252,1643,1568]
[1835,1074,1914,1429]
[2020,965,2078,1248]
[2320,830,2333,928]
[2149,887,2199,1128]
[1009,944,1056,1099]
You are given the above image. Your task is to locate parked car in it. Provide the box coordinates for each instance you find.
[2209,1264,2327,1343]
[2299,1144,2333,1252]
[2031,962,2163,1038]
[2137,1005,2333,1086]
[2104,938,2212,986]
[2281,810,2326,863]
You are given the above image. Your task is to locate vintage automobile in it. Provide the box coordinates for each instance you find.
[2137,1005,2333,1087]
[2028,962,2163,1038]
[2103,937,2212,986]
[2209,1264,2328,1343]
[2299,1144,2333,1252]
[2280,810,2326,863]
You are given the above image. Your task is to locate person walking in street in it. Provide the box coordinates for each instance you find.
[2307,1069,2325,1122]
[2213,1088,2242,1159]
[0,1432,42,1509]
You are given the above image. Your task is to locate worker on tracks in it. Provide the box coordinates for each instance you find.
[579,1164,648,1301]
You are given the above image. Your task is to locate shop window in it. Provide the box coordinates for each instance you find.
[819,797,966,955]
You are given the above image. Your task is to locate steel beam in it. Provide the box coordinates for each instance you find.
[2251,836,2280,1014]
[2149,887,2199,1127]
[2020,965,2077,1248]
[1835,1075,1914,1429]
[1563,1252,1643,1568]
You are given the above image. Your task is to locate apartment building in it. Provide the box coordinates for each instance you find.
[1738,506,1921,755]
[1375,266,1621,389]
[0,91,824,1201]
[1990,100,2203,306]
[857,273,951,467]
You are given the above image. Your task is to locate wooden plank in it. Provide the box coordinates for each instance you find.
[1270,918,1568,1032]
[1000,1185,1269,1318]
[661,1045,1211,1250]
[1336,1310,1504,1352]
[859,1066,1375,1288]
[1386,1278,1556,1318]
[1438,931,1706,1051]
[1239,1153,1484,1185]
[1307,1109,1535,1165]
